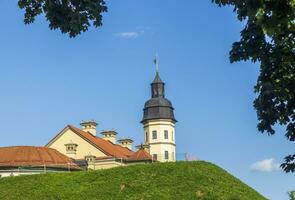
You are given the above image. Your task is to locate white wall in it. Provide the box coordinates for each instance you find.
[143,119,176,162]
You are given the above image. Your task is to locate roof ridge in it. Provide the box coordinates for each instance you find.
[0,146,45,149]
[68,125,134,158]
[67,125,113,156]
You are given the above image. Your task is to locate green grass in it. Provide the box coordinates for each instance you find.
[0,161,266,200]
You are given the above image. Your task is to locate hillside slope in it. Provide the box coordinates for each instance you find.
[0,161,266,200]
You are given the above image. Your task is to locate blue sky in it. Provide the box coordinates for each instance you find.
[0,1,294,199]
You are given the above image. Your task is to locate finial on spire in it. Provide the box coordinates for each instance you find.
[153,54,159,73]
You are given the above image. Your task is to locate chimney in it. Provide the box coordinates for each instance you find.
[85,153,96,170]
[80,120,98,136]
[118,138,133,150]
[101,130,117,144]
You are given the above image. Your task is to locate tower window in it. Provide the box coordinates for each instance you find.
[164,151,169,160]
[145,132,148,143]
[164,130,169,139]
[172,131,174,141]
[153,154,158,161]
[152,131,157,140]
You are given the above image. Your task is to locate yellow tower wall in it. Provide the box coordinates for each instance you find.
[143,119,176,162]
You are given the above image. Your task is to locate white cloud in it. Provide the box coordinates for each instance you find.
[250,158,281,172]
[115,26,153,39]
[116,32,139,38]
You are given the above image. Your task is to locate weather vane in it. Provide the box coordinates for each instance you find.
[153,54,159,73]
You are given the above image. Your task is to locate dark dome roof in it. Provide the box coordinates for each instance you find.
[144,98,172,108]
[141,72,176,123]
[142,98,176,123]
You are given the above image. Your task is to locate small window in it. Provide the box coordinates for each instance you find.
[172,131,174,141]
[152,131,157,140]
[164,130,169,139]
[153,154,158,161]
[65,143,77,153]
[145,132,148,142]
[85,156,96,162]
[164,151,169,160]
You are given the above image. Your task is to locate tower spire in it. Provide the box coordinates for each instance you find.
[153,54,159,73]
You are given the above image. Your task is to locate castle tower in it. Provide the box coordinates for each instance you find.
[141,72,177,162]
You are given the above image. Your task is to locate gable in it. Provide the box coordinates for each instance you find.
[46,127,107,159]
[46,125,134,160]
[67,125,134,158]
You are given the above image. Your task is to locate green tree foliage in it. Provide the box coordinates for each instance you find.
[18,0,108,37]
[288,191,295,200]
[212,0,295,172]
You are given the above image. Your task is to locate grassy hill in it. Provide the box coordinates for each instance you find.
[0,161,266,200]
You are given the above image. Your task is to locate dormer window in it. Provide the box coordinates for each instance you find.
[65,142,78,154]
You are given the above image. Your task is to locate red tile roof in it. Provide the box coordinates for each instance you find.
[67,125,134,159]
[47,125,152,162]
[0,146,80,170]
[129,149,153,161]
